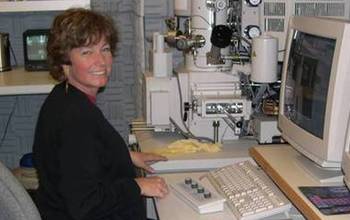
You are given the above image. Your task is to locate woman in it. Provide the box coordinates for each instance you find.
[33,8,168,220]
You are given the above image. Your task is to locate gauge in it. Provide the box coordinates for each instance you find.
[244,25,261,39]
[216,0,227,10]
[246,0,262,7]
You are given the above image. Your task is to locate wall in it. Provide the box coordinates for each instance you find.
[0,0,168,168]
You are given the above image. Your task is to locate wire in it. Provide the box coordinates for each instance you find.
[173,71,215,143]
[8,39,18,67]
[190,15,211,25]
[0,97,18,148]
[174,71,190,133]
[151,197,160,220]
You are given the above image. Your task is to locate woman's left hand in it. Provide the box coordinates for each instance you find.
[130,151,167,173]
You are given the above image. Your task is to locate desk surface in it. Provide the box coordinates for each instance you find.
[250,145,350,220]
[0,68,56,95]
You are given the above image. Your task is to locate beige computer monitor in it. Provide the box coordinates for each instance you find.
[278,16,350,171]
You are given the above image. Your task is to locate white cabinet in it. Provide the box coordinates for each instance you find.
[0,0,90,12]
[0,0,90,95]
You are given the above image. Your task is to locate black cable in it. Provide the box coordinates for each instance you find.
[173,71,213,142]
[0,97,18,148]
[151,197,160,220]
[8,40,18,67]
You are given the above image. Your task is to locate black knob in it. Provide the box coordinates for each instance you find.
[204,191,212,198]
[191,182,198,189]
[197,187,205,193]
[185,177,192,185]
[210,25,232,48]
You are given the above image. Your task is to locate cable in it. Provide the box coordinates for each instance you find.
[173,71,215,143]
[151,197,160,220]
[169,117,214,143]
[173,70,190,133]
[8,39,18,67]
[190,14,211,26]
[0,97,18,148]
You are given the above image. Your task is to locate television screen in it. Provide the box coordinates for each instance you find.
[26,35,48,61]
[23,29,50,71]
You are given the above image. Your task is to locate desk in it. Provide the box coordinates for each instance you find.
[135,131,303,219]
[0,67,56,95]
[250,144,350,220]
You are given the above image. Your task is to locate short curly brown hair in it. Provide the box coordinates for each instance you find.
[47,8,118,81]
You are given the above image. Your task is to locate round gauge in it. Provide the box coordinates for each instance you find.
[245,25,261,39]
[246,0,262,7]
[216,0,227,10]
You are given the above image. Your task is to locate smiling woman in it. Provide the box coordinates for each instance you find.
[63,38,113,96]
[32,8,169,220]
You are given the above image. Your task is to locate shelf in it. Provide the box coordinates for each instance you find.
[0,0,90,12]
[0,67,57,95]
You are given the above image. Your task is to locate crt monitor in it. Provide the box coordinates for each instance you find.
[23,29,50,71]
[278,16,350,172]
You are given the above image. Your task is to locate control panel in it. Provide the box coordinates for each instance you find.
[170,177,226,214]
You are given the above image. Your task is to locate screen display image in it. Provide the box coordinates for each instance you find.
[25,35,48,61]
[283,31,336,139]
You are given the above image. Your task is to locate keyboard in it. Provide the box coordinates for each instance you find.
[207,160,291,220]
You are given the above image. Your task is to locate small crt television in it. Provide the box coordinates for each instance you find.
[23,29,50,71]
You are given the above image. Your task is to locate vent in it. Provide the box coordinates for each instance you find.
[264,2,286,16]
[295,3,345,17]
[264,18,285,32]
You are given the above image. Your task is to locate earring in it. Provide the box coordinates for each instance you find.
[62,65,70,93]
[65,81,69,93]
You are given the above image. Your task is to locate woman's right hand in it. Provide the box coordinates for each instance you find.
[135,176,169,198]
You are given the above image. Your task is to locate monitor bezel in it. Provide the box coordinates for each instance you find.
[23,29,50,71]
[278,16,350,168]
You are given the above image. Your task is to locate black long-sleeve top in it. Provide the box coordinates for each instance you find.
[33,82,146,220]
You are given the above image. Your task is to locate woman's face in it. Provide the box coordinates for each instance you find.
[64,37,113,96]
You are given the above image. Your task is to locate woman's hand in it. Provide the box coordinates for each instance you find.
[130,151,167,173]
[135,176,169,198]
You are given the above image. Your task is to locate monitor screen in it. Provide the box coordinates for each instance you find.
[284,31,336,139]
[25,35,48,61]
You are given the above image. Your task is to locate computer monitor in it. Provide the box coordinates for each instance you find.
[278,16,350,181]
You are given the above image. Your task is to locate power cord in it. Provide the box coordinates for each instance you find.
[9,39,18,67]
[151,197,160,220]
[0,97,18,148]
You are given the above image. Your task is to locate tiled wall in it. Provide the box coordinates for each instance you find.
[0,0,172,168]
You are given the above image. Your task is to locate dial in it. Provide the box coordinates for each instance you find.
[245,25,261,39]
[216,0,227,10]
[246,0,262,7]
